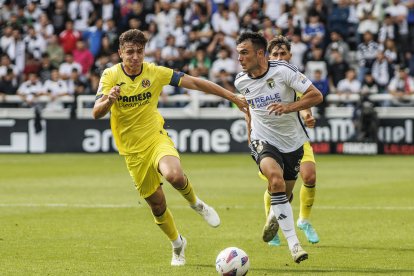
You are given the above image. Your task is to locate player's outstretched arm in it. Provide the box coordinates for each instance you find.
[267,85,323,115]
[92,86,120,119]
[179,74,248,114]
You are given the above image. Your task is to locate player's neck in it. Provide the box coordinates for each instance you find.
[122,63,142,76]
[249,60,268,78]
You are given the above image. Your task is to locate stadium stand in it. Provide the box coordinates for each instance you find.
[1,0,414,121]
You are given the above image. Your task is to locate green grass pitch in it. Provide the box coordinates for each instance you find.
[1,154,413,275]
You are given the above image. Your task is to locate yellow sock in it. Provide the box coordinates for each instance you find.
[299,184,316,220]
[264,189,271,217]
[176,176,197,206]
[154,208,179,241]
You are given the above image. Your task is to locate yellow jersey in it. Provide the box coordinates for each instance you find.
[96,62,181,155]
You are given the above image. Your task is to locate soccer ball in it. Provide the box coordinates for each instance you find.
[215,247,250,276]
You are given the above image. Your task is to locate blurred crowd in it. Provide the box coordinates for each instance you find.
[1,0,414,113]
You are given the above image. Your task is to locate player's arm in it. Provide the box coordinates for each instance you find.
[267,85,323,115]
[179,74,248,113]
[300,108,316,128]
[92,85,120,119]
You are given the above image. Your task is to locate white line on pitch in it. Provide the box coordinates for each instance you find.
[0,203,413,210]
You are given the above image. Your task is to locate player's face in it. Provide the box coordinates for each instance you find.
[269,45,292,62]
[236,40,262,73]
[119,42,145,74]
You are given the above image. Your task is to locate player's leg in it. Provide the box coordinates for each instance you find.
[260,155,307,263]
[155,136,220,227]
[144,187,187,266]
[298,142,319,243]
[124,153,185,266]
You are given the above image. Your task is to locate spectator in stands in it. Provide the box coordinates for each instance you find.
[0,54,19,83]
[67,68,85,95]
[0,25,14,54]
[154,0,178,40]
[34,13,54,40]
[7,28,25,75]
[38,53,55,83]
[23,53,42,78]
[277,5,304,31]
[361,71,380,96]
[243,0,265,27]
[336,68,362,105]
[0,68,18,107]
[24,25,47,60]
[281,14,301,40]
[312,68,329,116]
[327,49,350,89]
[46,35,64,69]
[388,65,414,106]
[240,13,259,34]
[328,0,350,39]
[161,35,180,69]
[385,0,409,60]
[59,53,82,80]
[262,16,280,41]
[83,18,105,58]
[356,31,380,82]
[43,68,69,110]
[73,40,94,76]
[325,31,350,62]
[302,14,325,46]
[59,20,81,54]
[209,47,237,83]
[264,0,286,23]
[206,31,234,60]
[371,51,394,94]
[24,1,43,24]
[308,0,329,25]
[288,32,307,72]
[50,0,67,35]
[188,46,212,79]
[378,13,396,44]
[144,21,165,63]
[103,19,119,52]
[212,4,240,44]
[304,45,328,82]
[67,0,95,32]
[380,38,399,65]
[171,14,189,48]
[356,0,381,44]
[17,72,45,107]
[191,7,214,47]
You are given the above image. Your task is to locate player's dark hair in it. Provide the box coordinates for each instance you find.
[236,32,267,52]
[119,29,148,47]
[267,35,291,54]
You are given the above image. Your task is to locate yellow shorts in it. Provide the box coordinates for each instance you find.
[258,141,315,182]
[301,141,315,164]
[124,134,179,199]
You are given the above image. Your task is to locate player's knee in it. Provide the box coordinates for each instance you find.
[164,170,185,186]
[267,174,284,191]
[151,202,167,217]
[302,172,316,186]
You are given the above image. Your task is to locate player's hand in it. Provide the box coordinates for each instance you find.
[267,102,290,115]
[107,86,120,105]
[304,113,316,128]
[233,94,249,114]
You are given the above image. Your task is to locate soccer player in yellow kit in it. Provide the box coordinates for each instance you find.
[262,35,320,246]
[92,29,248,266]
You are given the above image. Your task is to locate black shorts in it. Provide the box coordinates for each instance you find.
[249,140,303,181]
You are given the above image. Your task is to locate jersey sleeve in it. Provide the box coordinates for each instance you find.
[154,65,175,86]
[282,66,312,94]
[96,68,115,98]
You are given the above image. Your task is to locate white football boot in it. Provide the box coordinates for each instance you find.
[191,199,220,227]
[171,236,187,266]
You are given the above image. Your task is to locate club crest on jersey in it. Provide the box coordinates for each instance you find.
[142,79,151,88]
[266,78,275,89]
